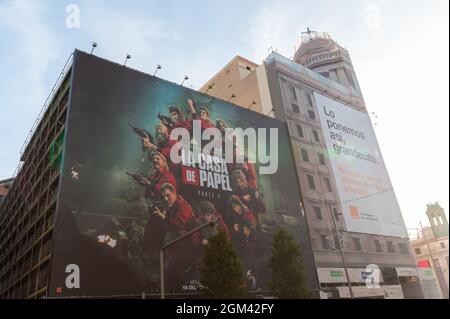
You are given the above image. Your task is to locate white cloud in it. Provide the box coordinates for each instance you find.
[248,2,306,63]
[247,0,449,229]
[353,1,449,228]
[0,0,59,178]
[79,1,179,72]
[0,0,58,110]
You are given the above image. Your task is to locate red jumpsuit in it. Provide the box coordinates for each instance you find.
[145,169,177,200]
[164,196,197,288]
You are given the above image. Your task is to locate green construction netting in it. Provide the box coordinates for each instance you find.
[49,129,65,170]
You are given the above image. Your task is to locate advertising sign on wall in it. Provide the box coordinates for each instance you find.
[47,51,317,297]
[315,92,407,238]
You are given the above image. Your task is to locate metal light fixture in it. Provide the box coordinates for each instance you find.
[153,64,162,76]
[124,54,131,66]
[204,82,215,95]
[90,42,98,55]
[181,75,189,86]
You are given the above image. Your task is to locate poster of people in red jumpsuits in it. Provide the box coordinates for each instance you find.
[48,50,317,298]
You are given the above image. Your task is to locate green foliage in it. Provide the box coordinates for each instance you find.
[269,228,311,299]
[199,230,247,299]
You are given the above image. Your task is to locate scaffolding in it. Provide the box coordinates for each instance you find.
[0,54,73,299]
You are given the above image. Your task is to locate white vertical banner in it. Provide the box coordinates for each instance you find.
[314,92,407,238]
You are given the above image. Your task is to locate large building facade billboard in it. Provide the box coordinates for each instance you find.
[314,92,407,238]
[47,51,317,297]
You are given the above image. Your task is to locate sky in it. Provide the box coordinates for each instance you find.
[0,0,448,230]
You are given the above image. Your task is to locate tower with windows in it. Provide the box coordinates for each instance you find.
[294,31,362,96]
[426,203,449,238]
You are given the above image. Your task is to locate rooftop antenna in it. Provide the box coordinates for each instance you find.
[248,100,256,110]
[90,42,98,55]
[204,82,215,95]
[181,75,189,86]
[227,94,236,103]
[123,54,131,66]
[301,27,316,35]
[153,64,162,76]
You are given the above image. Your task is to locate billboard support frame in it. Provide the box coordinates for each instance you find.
[160,221,216,299]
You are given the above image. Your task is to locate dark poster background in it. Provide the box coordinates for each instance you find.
[48,50,318,297]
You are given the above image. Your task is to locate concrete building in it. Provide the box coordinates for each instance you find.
[201,31,422,298]
[1,50,320,298]
[0,57,71,298]
[411,203,449,298]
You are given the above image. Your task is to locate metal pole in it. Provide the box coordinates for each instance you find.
[328,205,354,299]
[419,222,446,298]
[160,221,216,299]
[160,249,165,299]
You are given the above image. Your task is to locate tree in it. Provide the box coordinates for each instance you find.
[269,228,311,299]
[199,230,247,298]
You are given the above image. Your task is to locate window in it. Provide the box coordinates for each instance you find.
[312,129,320,143]
[398,243,409,255]
[289,85,297,101]
[414,248,421,255]
[292,103,300,114]
[440,242,446,249]
[344,69,356,89]
[382,268,400,285]
[318,153,326,165]
[307,110,316,120]
[375,240,383,252]
[387,241,395,253]
[321,235,330,250]
[334,236,341,249]
[314,206,323,220]
[306,174,316,190]
[304,92,313,106]
[297,124,304,138]
[301,149,309,162]
[323,177,332,192]
[353,238,362,251]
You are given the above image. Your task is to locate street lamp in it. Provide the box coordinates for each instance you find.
[160,220,216,299]
[328,204,354,299]
[419,222,448,298]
